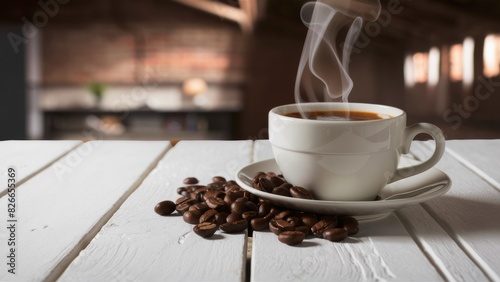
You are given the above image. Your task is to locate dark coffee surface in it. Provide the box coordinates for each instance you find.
[283,110,386,121]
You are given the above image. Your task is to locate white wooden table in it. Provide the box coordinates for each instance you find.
[0,139,499,281]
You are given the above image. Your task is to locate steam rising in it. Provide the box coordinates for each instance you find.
[295,0,381,109]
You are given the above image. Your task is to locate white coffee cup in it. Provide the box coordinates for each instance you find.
[269,102,446,201]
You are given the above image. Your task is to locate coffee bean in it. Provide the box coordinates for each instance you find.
[323,228,348,242]
[188,202,209,213]
[193,222,217,238]
[226,212,242,223]
[289,186,313,199]
[339,216,359,235]
[278,183,293,189]
[203,190,225,201]
[250,217,270,231]
[225,191,245,204]
[214,212,228,225]
[220,219,248,233]
[300,214,318,228]
[180,190,190,198]
[224,180,238,187]
[242,211,258,221]
[278,231,305,245]
[294,225,310,236]
[207,182,224,190]
[199,209,218,223]
[175,196,189,204]
[183,210,202,224]
[286,216,302,227]
[245,201,258,212]
[154,200,176,216]
[183,177,199,185]
[187,185,203,192]
[258,178,276,192]
[175,199,197,215]
[258,202,272,217]
[212,176,226,183]
[269,219,294,235]
[205,197,226,210]
[177,187,187,195]
[231,201,248,214]
[272,186,292,197]
[268,175,286,187]
[274,210,291,220]
[311,216,338,237]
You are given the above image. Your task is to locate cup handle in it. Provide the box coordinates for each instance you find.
[389,123,446,183]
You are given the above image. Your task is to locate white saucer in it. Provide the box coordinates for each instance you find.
[235,157,451,221]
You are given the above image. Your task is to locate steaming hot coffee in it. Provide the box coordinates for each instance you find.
[283,110,388,121]
[269,102,446,201]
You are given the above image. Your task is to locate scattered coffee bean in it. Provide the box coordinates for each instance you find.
[242,211,259,221]
[311,216,338,237]
[183,177,199,185]
[269,175,286,187]
[175,199,197,215]
[199,209,218,223]
[154,200,176,216]
[339,216,359,235]
[278,231,305,245]
[289,186,313,199]
[300,214,319,228]
[220,219,248,233]
[272,186,292,197]
[193,222,217,238]
[205,197,226,210]
[156,174,361,246]
[258,178,275,192]
[183,210,202,224]
[214,212,228,225]
[294,225,310,236]
[226,212,243,223]
[250,217,270,231]
[323,228,348,242]
[212,176,226,183]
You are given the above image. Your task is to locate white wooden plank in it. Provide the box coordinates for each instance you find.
[0,140,82,195]
[58,140,253,282]
[251,141,443,281]
[0,141,170,281]
[445,140,500,191]
[411,141,500,281]
[395,206,489,281]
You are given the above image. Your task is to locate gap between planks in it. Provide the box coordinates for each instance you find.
[45,144,172,282]
[412,141,499,281]
[0,141,82,198]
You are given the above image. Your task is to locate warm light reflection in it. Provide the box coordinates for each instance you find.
[450,44,463,81]
[463,37,474,88]
[428,47,440,87]
[404,54,415,87]
[413,52,428,83]
[484,34,500,77]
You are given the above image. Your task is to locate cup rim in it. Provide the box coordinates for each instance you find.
[270,102,405,123]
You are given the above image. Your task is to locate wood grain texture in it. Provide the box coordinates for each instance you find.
[0,140,82,195]
[445,140,500,191]
[412,141,500,281]
[0,141,169,281]
[58,140,253,282]
[250,141,443,282]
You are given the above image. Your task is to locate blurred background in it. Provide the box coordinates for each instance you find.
[1,0,499,142]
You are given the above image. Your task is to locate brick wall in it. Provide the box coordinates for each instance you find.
[42,0,247,85]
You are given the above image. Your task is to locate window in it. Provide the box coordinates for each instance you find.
[428,47,440,86]
[483,34,500,77]
[449,43,463,81]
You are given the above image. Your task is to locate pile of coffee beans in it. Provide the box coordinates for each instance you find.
[155,173,359,245]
